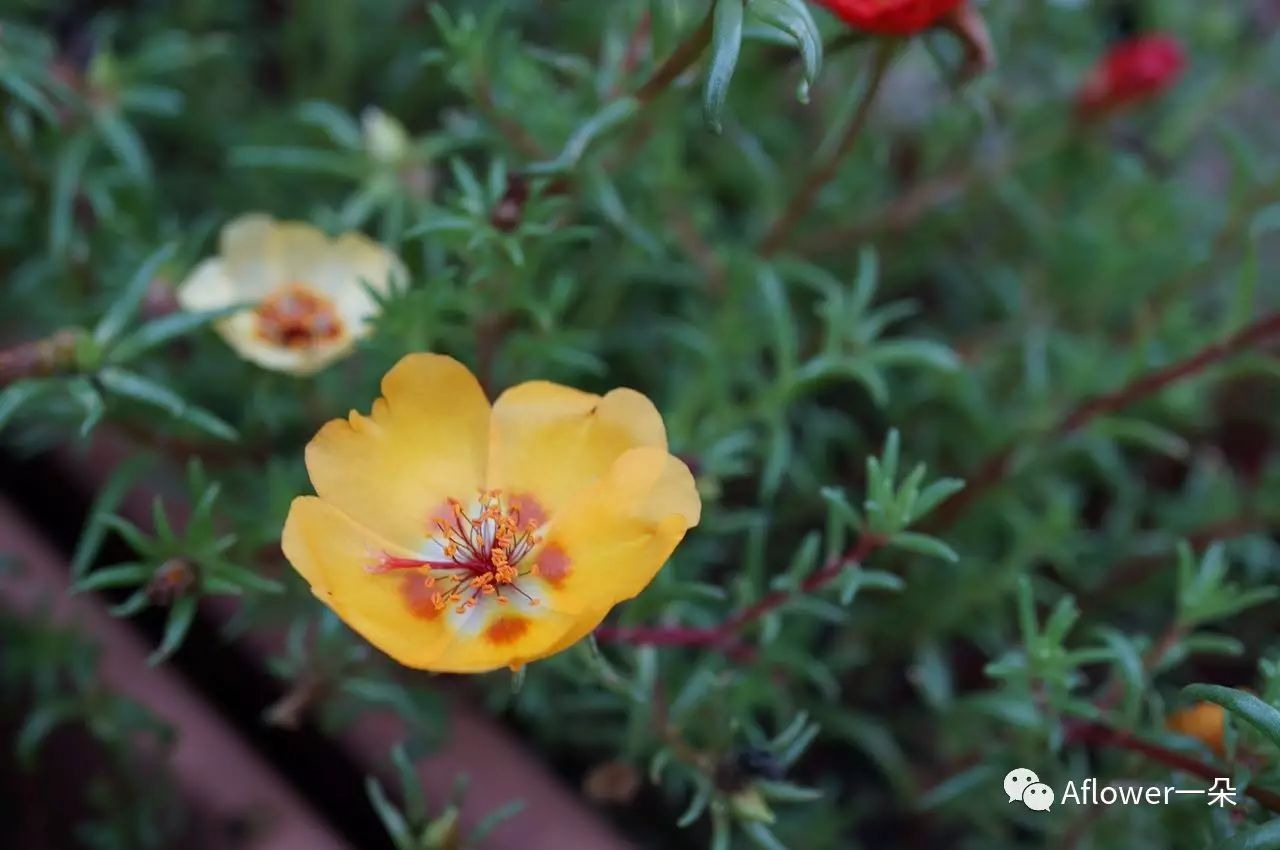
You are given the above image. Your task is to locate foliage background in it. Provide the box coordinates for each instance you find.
[2,0,1280,848]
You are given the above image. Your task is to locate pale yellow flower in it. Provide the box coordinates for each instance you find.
[177,214,405,376]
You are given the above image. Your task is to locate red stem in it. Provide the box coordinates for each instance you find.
[0,330,80,387]
[596,532,885,648]
[930,310,1280,529]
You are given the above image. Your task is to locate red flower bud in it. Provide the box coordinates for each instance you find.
[1076,34,1186,118]
[814,0,966,36]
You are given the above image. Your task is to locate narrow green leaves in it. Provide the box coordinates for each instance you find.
[149,594,198,665]
[528,97,640,175]
[108,304,242,364]
[887,531,958,563]
[1177,541,1279,628]
[703,0,745,133]
[749,0,823,102]
[1214,819,1280,850]
[863,430,965,539]
[93,243,177,346]
[1183,684,1280,752]
[366,774,413,847]
[98,367,237,441]
[0,380,56,434]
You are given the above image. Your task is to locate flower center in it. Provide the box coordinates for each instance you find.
[255,283,344,349]
[370,490,542,614]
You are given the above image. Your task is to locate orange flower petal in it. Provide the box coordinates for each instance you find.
[532,447,700,615]
[282,496,456,669]
[305,354,490,548]
[488,381,667,514]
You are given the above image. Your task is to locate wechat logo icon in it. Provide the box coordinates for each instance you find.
[1005,768,1054,811]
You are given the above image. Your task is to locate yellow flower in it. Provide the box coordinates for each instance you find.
[1166,701,1226,755]
[281,354,701,673]
[177,214,406,376]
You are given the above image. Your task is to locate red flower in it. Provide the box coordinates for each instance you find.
[1076,34,1186,117]
[814,0,966,36]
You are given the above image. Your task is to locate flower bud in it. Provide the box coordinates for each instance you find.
[1076,34,1185,119]
[583,759,641,805]
[147,558,197,606]
[729,786,776,824]
[361,107,411,164]
[1166,701,1226,756]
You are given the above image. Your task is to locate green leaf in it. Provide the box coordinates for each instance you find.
[149,594,198,665]
[711,808,732,850]
[528,97,640,175]
[67,377,105,437]
[703,0,745,133]
[742,821,789,850]
[677,781,712,828]
[888,531,958,563]
[748,0,822,102]
[98,367,237,441]
[649,748,673,784]
[1093,417,1190,459]
[17,701,76,766]
[911,478,965,522]
[866,339,960,372]
[108,304,243,362]
[1214,818,1280,850]
[72,457,151,577]
[209,561,284,594]
[1250,203,1280,240]
[101,514,153,555]
[471,799,524,842]
[837,567,904,605]
[230,146,364,177]
[917,763,999,810]
[49,133,92,258]
[388,745,426,824]
[0,380,55,434]
[297,100,362,149]
[93,243,177,346]
[73,562,150,593]
[759,267,799,377]
[94,109,150,179]
[755,780,823,802]
[365,775,412,846]
[820,709,914,799]
[1,72,56,124]
[110,589,151,618]
[1183,684,1280,752]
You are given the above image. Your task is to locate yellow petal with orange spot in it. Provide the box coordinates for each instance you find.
[488,382,667,513]
[533,446,700,615]
[305,354,490,548]
[419,602,586,674]
[282,496,455,669]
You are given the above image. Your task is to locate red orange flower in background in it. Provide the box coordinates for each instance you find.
[1076,34,1186,118]
[813,0,965,36]
[1166,701,1226,756]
